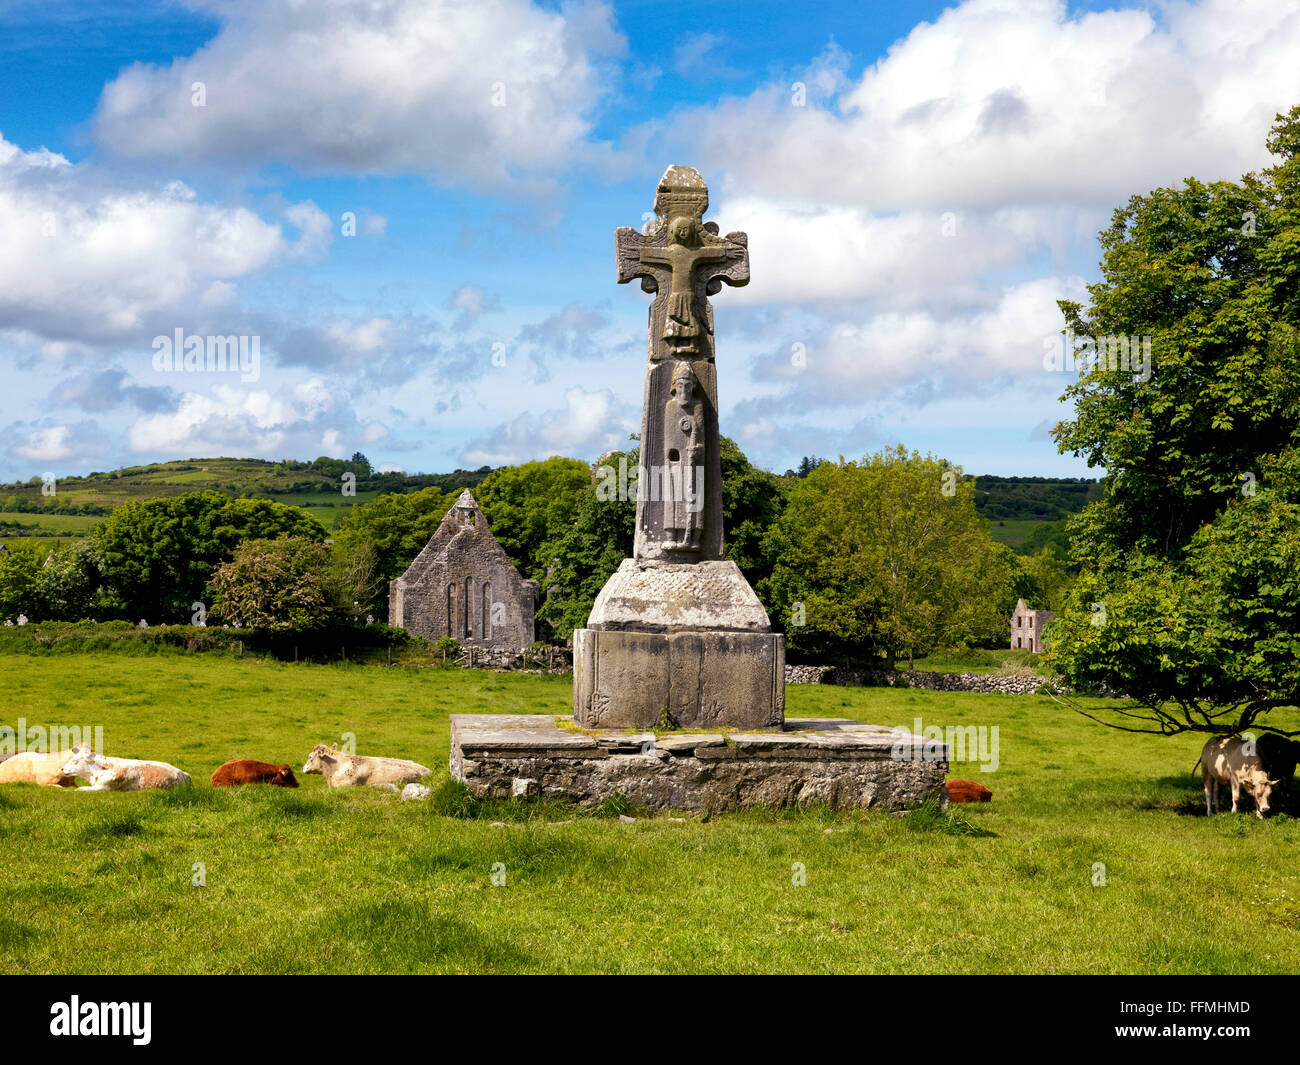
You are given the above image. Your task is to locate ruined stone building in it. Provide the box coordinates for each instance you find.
[389,490,538,650]
[1010,598,1054,653]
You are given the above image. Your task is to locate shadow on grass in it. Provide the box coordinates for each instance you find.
[316,900,534,972]
[904,799,996,838]
[0,914,36,952]
[79,811,147,843]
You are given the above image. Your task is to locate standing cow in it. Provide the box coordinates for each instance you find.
[1199,736,1282,819]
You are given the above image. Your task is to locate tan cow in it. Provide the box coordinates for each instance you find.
[302,743,432,789]
[0,745,92,787]
[1199,736,1282,819]
[60,748,191,791]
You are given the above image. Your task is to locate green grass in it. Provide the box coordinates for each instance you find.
[1,654,1297,974]
[987,518,1048,550]
[908,648,1042,674]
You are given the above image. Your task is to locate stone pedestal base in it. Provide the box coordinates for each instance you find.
[450,715,948,813]
[573,627,784,730]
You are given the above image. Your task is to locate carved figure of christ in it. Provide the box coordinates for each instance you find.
[637,218,740,345]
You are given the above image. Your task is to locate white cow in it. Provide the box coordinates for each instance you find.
[60,748,191,791]
[0,745,92,787]
[1199,736,1282,819]
[303,743,432,788]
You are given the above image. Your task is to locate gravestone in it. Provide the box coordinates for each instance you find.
[572,165,784,730]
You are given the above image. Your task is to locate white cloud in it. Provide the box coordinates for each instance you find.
[126,378,341,456]
[93,0,626,188]
[459,386,632,465]
[13,425,74,463]
[692,0,1300,210]
[0,133,328,345]
[719,196,1088,307]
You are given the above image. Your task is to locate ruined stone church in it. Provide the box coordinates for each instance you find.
[388,489,538,650]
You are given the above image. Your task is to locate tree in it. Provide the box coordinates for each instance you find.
[474,457,590,582]
[537,440,789,639]
[332,486,448,614]
[762,447,1012,667]
[32,540,99,621]
[537,449,637,639]
[92,491,326,622]
[1049,107,1300,736]
[719,437,788,593]
[209,538,348,630]
[0,543,43,619]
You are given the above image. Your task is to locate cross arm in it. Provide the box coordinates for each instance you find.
[615,227,663,293]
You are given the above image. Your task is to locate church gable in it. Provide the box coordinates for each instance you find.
[389,489,537,650]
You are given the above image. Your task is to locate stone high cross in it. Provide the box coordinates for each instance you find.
[614,165,749,562]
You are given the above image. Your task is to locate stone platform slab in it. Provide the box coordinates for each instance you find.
[450,714,948,813]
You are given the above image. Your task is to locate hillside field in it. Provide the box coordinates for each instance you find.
[1,654,1295,974]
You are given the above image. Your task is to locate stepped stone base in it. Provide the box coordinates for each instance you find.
[450,714,948,813]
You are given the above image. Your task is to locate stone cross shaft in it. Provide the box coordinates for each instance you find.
[614,165,749,563]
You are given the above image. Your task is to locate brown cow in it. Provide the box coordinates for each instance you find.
[211,760,299,787]
[945,778,992,803]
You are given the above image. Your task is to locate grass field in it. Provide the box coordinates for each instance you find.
[1,654,1297,974]
[986,518,1047,550]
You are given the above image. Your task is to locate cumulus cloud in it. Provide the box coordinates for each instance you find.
[0,133,328,346]
[5,420,109,470]
[49,366,174,413]
[276,314,494,386]
[92,0,626,189]
[122,376,374,462]
[459,386,633,466]
[689,0,1300,209]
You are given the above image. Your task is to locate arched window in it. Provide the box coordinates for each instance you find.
[482,582,492,640]
[446,583,455,637]
[464,577,472,637]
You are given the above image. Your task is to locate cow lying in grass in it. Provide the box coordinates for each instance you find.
[0,746,93,787]
[1199,736,1282,819]
[303,743,431,789]
[945,778,992,803]
[211,760,299,787]
[60,748,191,791]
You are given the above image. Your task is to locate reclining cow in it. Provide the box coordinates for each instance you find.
[60,748,191,791]
[1199,736,1282,819]
[302,743,431,789]
[211,760,299,787]
[0,745,94,787]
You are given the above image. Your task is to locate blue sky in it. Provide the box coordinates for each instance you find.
[0,0,1296,483]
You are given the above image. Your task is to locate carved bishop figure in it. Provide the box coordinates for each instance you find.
[614,165,749,562]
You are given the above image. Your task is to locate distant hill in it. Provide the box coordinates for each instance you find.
[973,475,1101,553]
[0,456,494,543]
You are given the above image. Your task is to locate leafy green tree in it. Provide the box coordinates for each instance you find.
[537,449,637,639]
[1010,544,1071,614]
[537,439,788,639]
[720,436,788,592]
[1050,108,1300,735]
[332,486,448,613]
[209,538,348,630]
[475,457,591,581]
[762,447,1012,668]
[0,543,43,618]
[92,491,325,622]
[32,540,100,621]
[1054,107,1300,565]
